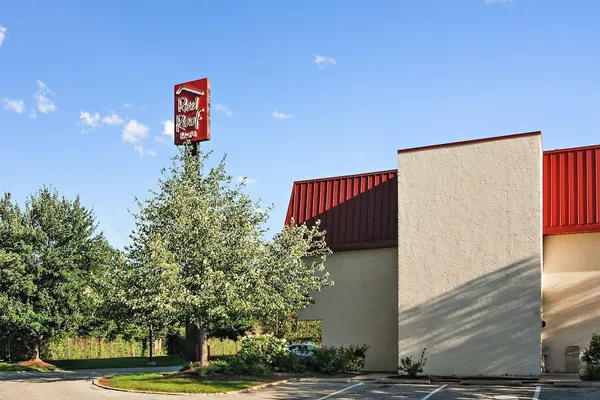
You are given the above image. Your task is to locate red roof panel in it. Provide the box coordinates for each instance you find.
[285,170,398,251]
[286,143,600,251]
[543,145,600,235]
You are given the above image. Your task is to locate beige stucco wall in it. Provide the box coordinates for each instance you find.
[298,247,398,371]
[542,232,600,373]
[397,134,543,376]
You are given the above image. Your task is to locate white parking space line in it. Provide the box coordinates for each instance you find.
[494,396,518,400]
[533,385,542,399]
[421,384,448,400]
[316,382,364,400]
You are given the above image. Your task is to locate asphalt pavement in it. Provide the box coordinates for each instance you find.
[1,368,600,399]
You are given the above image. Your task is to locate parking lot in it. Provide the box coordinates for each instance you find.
[2,370,600,400]
[238,380,600,399]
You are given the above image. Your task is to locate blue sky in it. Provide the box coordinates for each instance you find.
[1,0,600,250]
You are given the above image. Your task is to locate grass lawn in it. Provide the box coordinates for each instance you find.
[49,355,185,370]
[0,362,61,373]
[101,373,260,394]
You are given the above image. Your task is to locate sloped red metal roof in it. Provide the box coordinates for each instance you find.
[543,144,600,235]
[286,143,600,251]
[285,170,398,251]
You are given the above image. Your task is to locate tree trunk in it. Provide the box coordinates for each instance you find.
[198,325,209,367]
[30,339,41,361]
[149,325,154,363]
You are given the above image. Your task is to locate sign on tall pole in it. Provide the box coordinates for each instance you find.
[175,77,211,363]
[174,78,211,146]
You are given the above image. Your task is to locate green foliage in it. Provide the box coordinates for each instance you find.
[259,314,322,343]
[581,333,600,381]
[581,364,600,381]
[122,145,332,344]
[195,360,229,377]
[221,355,273,377]
[44,336,154,360]
[0,187,114,359]
[274,352,310,373]
[310,345,369,374]
[237,334,288,365]
[582,333,600,366]
[398,348,427,377]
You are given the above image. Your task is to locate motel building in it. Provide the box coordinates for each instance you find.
[285,131,600,376]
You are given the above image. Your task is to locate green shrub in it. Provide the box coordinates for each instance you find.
[581,364,600,381]
[237,334,287,365]
[398,348,427,377]
[582,333,600,366]
[220,354,272,377]
[581,333,600,381]
[195,360,228,377]
[180,361,202,372]
[311,344,369,374]
[275,352,310,373]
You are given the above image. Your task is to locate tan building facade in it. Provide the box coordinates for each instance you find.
[397,133,543,376]
[288,131,600,375]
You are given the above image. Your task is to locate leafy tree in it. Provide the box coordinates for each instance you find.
[0,187,113,363]
[127,145,332,365]
[105,237,182,362]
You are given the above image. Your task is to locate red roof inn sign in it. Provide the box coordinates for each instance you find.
[174,78,211,145]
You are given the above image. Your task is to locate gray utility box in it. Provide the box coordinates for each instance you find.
[566,345,580,373]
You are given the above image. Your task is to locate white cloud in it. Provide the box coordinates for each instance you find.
[162,120,174,136]
[0,26,6,48]
[78,111,101,129]
[484,0,512,4]
[155,135,168,144]
[237,176,259,184]
[123,120,149,144]
[29,108,37,119]
[3,98,25,114]
[34,80,56,114]
[102,112,124,126]
[271,111,292,120]
[124,103,132,108]
[134,145,156,158]
[215,104,232,117]
[314,55,336,69]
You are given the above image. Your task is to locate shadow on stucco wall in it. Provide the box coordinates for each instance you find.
[398,256,542,376]
[542,273,600,372]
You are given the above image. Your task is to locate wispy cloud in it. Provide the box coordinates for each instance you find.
[162,120,174,136]
[215,104,232,117]
[484,0,512,4]
[237,176,259,185]
[29,108,37,119]
[102,112,124,126]
[122,120,149,144]
[123,103,146,111]
[314,55,336,69]
[78,111,101,131]
[271,111,292,120]
[0,26,6,48]
[3,98,25,114]
[134,145,157,158]
[77,111,124,133]
[34,80,56,114]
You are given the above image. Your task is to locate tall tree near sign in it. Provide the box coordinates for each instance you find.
[126,145,333,366]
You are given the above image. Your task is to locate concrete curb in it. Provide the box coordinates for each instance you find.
[92,376,295,396]
[542,381,600,388]
[373,378,431,385]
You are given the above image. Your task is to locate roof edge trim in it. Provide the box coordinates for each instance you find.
[397,131,542,154]
[291,169,398,185]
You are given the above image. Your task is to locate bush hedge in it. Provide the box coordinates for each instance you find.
[190,334,368,377]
